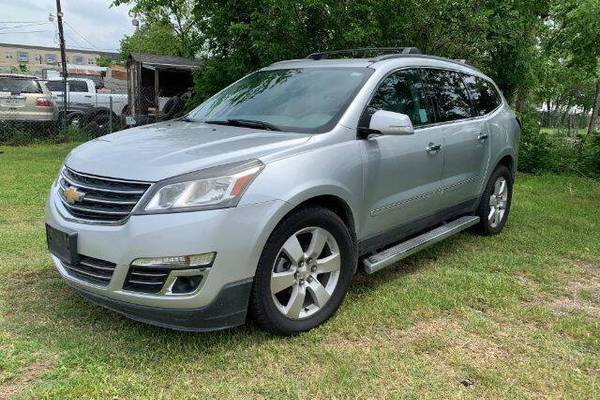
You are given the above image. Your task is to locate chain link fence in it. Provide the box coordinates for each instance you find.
[1,74,190,145]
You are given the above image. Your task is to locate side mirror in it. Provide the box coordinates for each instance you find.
[369,110,414,136]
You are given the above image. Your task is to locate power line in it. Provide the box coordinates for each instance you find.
[64,21,99,50]
[0,30,52,35]
[0,20,47,24]
[63,21,120,52]
[0,22,50,31]
[63,30,85,49]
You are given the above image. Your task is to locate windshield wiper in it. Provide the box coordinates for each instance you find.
[204,119,281,131]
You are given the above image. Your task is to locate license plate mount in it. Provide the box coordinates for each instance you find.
[46,224,78,265]
[0,97,25,107]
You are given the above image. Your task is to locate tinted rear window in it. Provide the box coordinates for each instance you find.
[0,77,42,94]
[69,80,88,93]
[421,69,473,122]
[45,80,65,91]
[462,75,502,116]
[46,80,88,92]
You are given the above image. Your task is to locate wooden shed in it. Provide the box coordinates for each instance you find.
[126,53,198,116]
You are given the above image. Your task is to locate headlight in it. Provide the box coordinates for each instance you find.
[136,160,264,214]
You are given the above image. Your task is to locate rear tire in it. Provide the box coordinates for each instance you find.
[474,165,513,235]
[250,207,356,335]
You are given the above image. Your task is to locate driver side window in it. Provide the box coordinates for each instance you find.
[361,69,431,128]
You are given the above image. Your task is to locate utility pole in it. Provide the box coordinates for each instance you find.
[55,0,68,130]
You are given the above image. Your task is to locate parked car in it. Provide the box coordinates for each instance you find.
[46,77,128,116]
[45,48,520,335]
[0,73,57,129]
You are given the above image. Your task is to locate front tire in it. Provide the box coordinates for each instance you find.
[250,207,356,335]
[475,165,513,235]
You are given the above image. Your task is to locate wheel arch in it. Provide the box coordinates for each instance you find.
[285,194,357,241]
[488,150,516,182]
[496,154,515,176]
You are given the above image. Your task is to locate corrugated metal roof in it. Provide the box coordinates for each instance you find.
[127,53,199,69]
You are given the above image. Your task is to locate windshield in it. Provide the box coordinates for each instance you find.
[0,78,42,94]
[187,67,373,133]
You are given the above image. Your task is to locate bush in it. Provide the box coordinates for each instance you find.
[0,122,57,146]
[0,127,37,146]
[518,110,554,173]
[518,110,600,178]
[579,132,600,178]
[54,126,95,144]
[0,123,93,146]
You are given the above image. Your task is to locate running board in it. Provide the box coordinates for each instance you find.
[363,215,480,274]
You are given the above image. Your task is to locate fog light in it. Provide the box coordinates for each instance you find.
[171,275,203,294]
[131,252,215,268]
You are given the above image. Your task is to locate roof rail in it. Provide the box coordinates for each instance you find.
[306,47,422,60]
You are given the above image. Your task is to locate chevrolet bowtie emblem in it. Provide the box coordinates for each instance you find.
[64,186,85,204]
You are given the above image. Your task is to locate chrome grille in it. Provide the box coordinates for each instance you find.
[58,167,151,223]
[61,255,116,286]
[124,266,171,294]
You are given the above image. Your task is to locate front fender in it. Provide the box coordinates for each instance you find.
[240,139,365,237]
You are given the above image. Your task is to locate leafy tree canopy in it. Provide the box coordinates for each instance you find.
[113,0,199,58]
[547,0,600,134]
[95,55,113,67]
[119,20,184,58]
[189,0,548,105]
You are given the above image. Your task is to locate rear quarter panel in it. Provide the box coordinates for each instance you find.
[487,105,520,183]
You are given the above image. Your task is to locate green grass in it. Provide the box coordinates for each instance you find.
[540,127,588,137]
[1,144,599,399]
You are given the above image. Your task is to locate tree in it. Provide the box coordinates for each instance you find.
[114,0,552,115]
[481,0,549,110]
[113,0,199,58]
[120,20,184,58]
[549,0,600,136]
[533,50,597,131]
[96,55,114,67]
[189,0,546,106]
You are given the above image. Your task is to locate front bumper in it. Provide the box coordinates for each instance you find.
[70,278,254,332]
[46,185,289,331]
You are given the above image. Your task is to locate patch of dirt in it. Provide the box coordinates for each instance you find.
[569,258,600,281]
[547,297,600,318]
[539,258,600,318]
[325,317,510,362]
[0,354,56,400]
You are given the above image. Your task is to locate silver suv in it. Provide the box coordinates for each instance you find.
[46,48,520,335]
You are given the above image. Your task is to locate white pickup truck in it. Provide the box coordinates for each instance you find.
[46,78,128,115]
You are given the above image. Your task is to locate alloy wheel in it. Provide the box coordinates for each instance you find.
[488,176,508,228]
[270,227,341,320]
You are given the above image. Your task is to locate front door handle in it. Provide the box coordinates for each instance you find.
[426,143,442,153]
[477,133,489,141]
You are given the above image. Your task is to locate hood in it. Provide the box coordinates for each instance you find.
[65,120,312,181]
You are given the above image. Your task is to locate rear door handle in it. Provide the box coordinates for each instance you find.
[477,133,489,141]
[426,143,442,153]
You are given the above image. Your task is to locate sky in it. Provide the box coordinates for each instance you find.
[0,0,134,53]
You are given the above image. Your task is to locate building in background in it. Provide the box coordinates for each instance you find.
[0,42,126,92]
[0,42,119,75]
